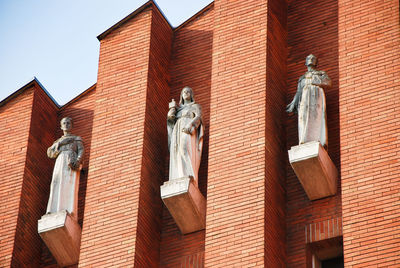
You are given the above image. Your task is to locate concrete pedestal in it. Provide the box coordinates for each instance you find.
[288,141,338,200]
[161,177,206,234]
[38,210,81,267]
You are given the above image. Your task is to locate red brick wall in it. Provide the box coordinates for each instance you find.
[205,0,286,266]
[286,0,342,266]
[0,83,59,267]
[159,4,214,267]
[135,5,172,267]
[78,3,172,267]
[0,88,34,267]
[338,0,400,266]
[265,0,287,265]
[40,86,96,267]
[78,6,152,266]
[12,85,58,267]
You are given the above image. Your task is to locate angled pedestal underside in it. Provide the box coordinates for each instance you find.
[289,141,338,200]
[38,210,81,267]
[161,177,206,234]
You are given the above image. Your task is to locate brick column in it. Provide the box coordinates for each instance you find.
[338,0,400,266]
[0,88,33,268]
[205,0,287,266]
[0,81,58,267]
[78,2,172,267]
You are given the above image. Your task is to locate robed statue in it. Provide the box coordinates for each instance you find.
[167,87,204,185]
[287,54,331,148]
[46,117,84,221]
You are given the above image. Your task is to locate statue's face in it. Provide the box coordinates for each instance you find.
[305,55,317,67]
[182,87,192,102]
[61,118,72,131]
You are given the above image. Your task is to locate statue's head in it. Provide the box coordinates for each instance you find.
[179,86,195,105]
[60,117,73,132]
[305,54,318,67]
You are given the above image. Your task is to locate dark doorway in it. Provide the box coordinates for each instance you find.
[321,256,344,268]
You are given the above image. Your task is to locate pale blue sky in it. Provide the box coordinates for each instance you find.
[0,0,213,105]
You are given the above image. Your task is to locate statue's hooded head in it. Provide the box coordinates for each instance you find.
[179,86,195,105]
[305,54,318,67]
[60,117,73,132]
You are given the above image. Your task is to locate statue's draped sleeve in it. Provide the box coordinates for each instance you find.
[167,111,176,152]
[287,75,305,114]
[75,136,84,163]
[190,104,202,129]
[191,104,204,151]
[314,71,331,89]
[47,138,61,159]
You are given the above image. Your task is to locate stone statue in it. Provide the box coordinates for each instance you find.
[46,117,84,221]
[167,87,204,185]
[287,54,331,147]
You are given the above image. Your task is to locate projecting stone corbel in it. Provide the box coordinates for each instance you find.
[288,141,338,200]
[161,176,206,234]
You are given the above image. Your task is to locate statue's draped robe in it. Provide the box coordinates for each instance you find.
[46,135,84,220]
[297,71,331,147]
[168,103,203,184]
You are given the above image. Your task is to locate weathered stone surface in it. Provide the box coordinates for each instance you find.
[288,141,337,200]
[287,55,331,148]
[38,210,81,267]
[161,177,206,234]
[46,117,84,220]
[167,87,203,186]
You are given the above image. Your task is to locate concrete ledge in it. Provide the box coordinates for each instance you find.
[38,210,81,267]
[288,141,338,200]
[161,177,206,234]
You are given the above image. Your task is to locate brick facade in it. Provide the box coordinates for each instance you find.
[1,86,34,267]
[205,0,268,265]
[338,0,400,266]
[78,3,172,267]
[286,0,342,266]
[0,81,58,267]
[0,0,399,267]
[13,86,58,267]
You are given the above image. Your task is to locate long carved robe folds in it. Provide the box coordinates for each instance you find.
[46,135,84,220]
[290,71,331,147]
[168,103,203,184]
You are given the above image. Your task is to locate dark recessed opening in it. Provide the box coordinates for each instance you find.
[321,255,344,268]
